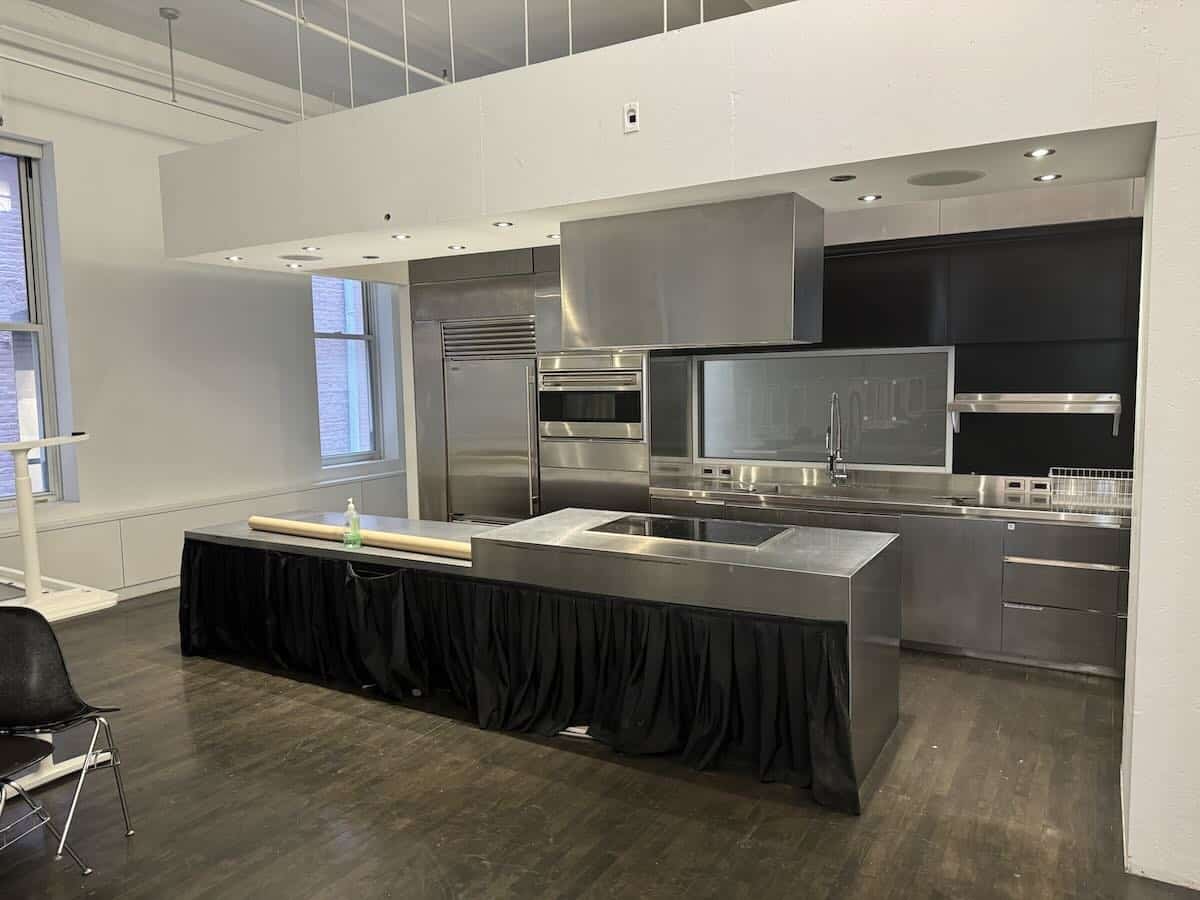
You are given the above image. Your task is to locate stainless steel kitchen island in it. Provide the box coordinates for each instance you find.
[180,508,900,814]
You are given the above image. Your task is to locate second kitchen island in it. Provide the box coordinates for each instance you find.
[179,508,900,814]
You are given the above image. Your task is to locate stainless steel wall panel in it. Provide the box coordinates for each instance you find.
[413,321,448,522]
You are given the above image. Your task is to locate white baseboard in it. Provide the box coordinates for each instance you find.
[115,576,180,601]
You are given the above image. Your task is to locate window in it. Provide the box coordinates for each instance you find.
[699,348,953,470]
[312,276,379,464]
[0,152,57,499]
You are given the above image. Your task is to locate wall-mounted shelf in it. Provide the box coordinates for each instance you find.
[948,393,1122,436]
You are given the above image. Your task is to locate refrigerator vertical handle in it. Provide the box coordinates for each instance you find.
[526,364,539,516]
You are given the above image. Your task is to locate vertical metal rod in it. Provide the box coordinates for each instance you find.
[293,0,306,118]
[663,0,668,32]
[165,17,177,101]
[402,0,410,94]
[524,0,529,66]
[447,0,455,82]
[700,0,705,23]
[567,0,573,55]
[344,0,355,107]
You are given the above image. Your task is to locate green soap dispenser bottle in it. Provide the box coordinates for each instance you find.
[343,497,362,548]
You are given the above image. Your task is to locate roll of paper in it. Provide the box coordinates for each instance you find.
[247,515,472,561]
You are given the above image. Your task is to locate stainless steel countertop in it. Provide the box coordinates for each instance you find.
[475,507,897,579]
[185,511,493,572]
[650,478,1131,528]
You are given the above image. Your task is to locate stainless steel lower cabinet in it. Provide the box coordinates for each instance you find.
[900,515,1005,652]
[1002,603,1117,669]
[541,466,649,513]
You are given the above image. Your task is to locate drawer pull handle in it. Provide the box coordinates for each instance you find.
[1005,602,1045,612]
[694,500,724,506]
[1004,556,1126,573]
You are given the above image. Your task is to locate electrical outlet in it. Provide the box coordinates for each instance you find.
[623,101,640,134]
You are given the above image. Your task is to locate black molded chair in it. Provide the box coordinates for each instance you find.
[0,606,133,870]
[0,735,91,874]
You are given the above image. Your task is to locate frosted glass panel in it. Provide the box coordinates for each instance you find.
[701,351,950,467]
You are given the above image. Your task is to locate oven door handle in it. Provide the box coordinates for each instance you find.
[539,373,641,389]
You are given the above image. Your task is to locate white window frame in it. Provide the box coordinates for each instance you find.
[0,152,61,499]
[313,279,383,467]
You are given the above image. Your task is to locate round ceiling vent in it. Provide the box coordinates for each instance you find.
[906,169,986,187]
[279,253,323,262]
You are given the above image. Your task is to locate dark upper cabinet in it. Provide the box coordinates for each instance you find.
[822,248,948,348]
[947,225,1134,344]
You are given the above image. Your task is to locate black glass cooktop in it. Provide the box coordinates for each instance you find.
[588,515,787,547]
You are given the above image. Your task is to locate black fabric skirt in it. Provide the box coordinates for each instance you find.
[179,539,860,812]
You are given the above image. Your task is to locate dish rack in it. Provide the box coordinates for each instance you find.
[1049,467,1133,510]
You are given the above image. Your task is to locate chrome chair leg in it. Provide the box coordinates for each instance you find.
[56,719,101,860]
[97,718,134,836]
[9,782,91,875]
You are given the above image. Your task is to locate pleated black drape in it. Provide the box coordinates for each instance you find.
[180,539,860,813]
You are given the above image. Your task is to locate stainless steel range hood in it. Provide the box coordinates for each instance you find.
[554,193,824,351]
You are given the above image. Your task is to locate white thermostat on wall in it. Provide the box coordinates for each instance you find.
[623,101,640,134]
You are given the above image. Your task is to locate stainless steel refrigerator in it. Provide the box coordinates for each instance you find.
[443,352,538,523]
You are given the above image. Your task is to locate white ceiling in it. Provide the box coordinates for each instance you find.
[186,122,1154,274]
[32,0,788,108]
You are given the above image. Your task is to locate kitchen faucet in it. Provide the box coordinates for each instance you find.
[827,392,849,485]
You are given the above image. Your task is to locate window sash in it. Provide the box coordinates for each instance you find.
[0,155,59,501]
[313,281,382,464]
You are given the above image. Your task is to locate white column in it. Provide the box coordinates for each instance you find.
[10,448,42,599]
[1124,130,1200,890]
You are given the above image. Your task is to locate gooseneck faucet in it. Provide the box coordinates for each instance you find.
[827,392,849,485]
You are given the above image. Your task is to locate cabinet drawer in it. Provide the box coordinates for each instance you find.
[1004,522,1129,567]
[1002,603,1116,668]
[1002,560,1120,614]
[813,510,900,534]
[649,498,725,519]
[724,504,785,524]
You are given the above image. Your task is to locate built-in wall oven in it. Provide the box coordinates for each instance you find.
[538,357,645,440]
[537,352,650,513]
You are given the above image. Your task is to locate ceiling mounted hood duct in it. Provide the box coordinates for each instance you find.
[556,194,823,351]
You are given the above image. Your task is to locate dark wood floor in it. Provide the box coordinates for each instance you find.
[1,591,1194,900]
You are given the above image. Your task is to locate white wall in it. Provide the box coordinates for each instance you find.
[155,0,1200,889]
[0,8,407,598]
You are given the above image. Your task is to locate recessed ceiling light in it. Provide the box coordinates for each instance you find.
[1024,147,1056,159]
[857,193,882,202]
[829,174,857,183]
[301,245,320,252]
[391,233,412,240]
[546,233,560,240]
[286,263,303,269]
[492,221,514,229]
[362,255,380,260]
[448,244,467,251]
[225,255,244,262]
[1034,173,1062,182]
